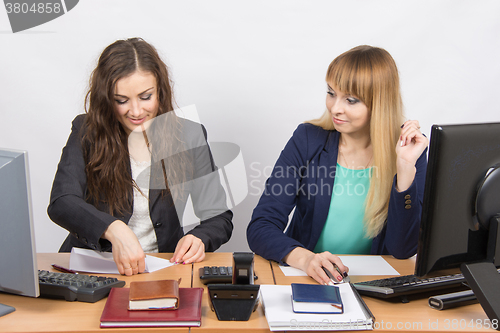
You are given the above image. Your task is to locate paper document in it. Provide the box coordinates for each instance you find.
[339,256,399,276]
[69,248,175,274]
[279,255,399,276]
[260,284,373,331]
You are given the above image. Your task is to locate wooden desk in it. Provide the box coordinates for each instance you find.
[0,253,191,333]
[0,253,494,333]
[272,256,492,332]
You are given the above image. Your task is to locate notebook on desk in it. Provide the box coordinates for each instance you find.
[260,283,373,331]
[100,287,203,328]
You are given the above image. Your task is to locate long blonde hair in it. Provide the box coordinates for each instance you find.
[308,45,403,238]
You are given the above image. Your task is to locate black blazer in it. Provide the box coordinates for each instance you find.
[48,114,233,253]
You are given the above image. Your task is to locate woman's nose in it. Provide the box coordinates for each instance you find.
[129,100,141,117]
[329,99,344,114]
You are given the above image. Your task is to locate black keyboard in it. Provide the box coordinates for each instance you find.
[38,270,125,303]
[199,266,233,284]
[353,273,468,299]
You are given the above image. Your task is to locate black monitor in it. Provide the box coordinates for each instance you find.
[0,149,39,315]
[415,122,500,323]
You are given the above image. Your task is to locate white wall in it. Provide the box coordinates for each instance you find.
[1,0,499,253]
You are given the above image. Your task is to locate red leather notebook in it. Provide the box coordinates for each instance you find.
[100,287,203,328]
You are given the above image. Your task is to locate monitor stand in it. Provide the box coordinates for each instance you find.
[0,303,16,317]
[461,216,500,328]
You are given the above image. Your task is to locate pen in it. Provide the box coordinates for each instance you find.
[322,264,349,284]
[322,266,337,285]
[51,264,78,274]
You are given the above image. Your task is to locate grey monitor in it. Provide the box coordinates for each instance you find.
[0,149,39,302]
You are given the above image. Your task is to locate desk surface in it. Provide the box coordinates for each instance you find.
[0,253,493,333]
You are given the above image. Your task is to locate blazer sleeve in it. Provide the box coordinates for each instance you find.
[182,124,233,252]
[374,147,428,258]
[246,124,311,263]
[47,115,117,251]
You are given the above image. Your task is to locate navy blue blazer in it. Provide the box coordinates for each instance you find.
[247,123,427,263]
[48,115,233,253]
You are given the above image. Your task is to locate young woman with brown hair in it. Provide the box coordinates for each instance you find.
[48,38,232,275]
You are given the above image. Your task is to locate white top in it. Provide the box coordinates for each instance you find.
[128,157,159,253]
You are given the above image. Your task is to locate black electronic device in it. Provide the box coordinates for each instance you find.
[355,123,500,326]
[414,123,500,325]
[415,123,500,276]
[415,123,500,320]
[207,284,260,321]
[354,272,469,299]
[199,266,233,284]
[38,270,125,302]
[198,266,259,285]
[207,252,259,321]
[428,289,478,310]
[232,252,255,284]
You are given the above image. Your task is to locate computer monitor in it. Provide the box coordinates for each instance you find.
[0,149,39,305]
[414,122,500,322]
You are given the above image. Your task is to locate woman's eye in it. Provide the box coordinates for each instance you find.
[115,99,127,105]
[327,91,335,97]
[347,97,360,104]
[141,94,152,101]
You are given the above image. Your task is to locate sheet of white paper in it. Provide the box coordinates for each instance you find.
[144,254,176,273]
[338,256,399,276]
[279,255,399,277]
[279,266,308,276]
[69,248,174,274]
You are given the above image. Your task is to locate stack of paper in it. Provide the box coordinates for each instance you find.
[260,284,373,331]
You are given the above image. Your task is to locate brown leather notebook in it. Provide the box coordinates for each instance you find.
[128,280,179,310]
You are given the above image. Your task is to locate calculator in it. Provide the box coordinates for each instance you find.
[199,266,258,284]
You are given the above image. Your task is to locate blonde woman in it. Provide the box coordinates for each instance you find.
[247,45,428,285]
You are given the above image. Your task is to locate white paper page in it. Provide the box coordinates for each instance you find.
[279,266,308,277]
[338,256,399,276]
[279,255,399,276]
[144,254,176,272]
[69,248,174,274]
[260,284,372,331]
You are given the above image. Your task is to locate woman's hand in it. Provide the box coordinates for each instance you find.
[284,247,348,285]
[170,234,205,264]
[103,220,146,276]
[395,120,429,192]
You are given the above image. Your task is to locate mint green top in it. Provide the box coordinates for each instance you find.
[313,163,373,254]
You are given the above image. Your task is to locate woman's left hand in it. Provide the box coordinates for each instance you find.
[396,120,428,163]
[170,234,205,264]
[395,120,428,191]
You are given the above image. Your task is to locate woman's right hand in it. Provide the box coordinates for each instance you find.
[284,247,348,285]
[103,220,146,276]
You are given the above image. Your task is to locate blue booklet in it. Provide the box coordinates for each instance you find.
[291,283,343,314]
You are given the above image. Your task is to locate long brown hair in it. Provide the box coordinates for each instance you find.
[308,45,403,237]
[82,38,176,215]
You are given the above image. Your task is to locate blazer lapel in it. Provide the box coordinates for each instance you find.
[310,131,339,247]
